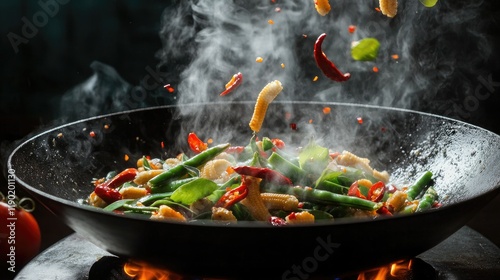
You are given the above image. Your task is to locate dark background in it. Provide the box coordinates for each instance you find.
[1,0,499,278]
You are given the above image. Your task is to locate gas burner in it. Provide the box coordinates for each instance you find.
[14,226,500,280]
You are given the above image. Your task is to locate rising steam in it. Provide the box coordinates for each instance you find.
[55,0,493,123]
[155,0,491,114]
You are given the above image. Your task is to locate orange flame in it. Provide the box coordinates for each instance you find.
[123,260,227,280]
[390,259,412,277]
[357,259,413,280]
[123,261,182,280]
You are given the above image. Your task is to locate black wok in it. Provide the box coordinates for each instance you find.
[8,101,500,278]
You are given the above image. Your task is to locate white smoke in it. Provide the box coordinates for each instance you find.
[156,0,491,114]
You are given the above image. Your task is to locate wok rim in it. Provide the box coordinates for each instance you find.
[7,101,500,229]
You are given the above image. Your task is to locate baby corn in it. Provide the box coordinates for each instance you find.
[249,80,283,133]
[379,0,398,18]
[241,176,271,221]
[261,193,299,211]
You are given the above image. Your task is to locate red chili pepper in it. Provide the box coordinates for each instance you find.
[268,216,287,226]
[329,152,340,159]
[220,72,243,96]
[232,166,293,186]
[367,181,386,202]
[94,186,122,204]
[386,184,398,194]
[314,33,350,82]
[225,146,246,154]
[347,181,366,199]
[376,205,392,216]
[214,183,248,209]
[187,132,208,154]
[271,138,285,150]
[94,168,138,204]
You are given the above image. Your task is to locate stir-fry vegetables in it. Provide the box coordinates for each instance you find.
[84,79,440,225]
[85,133,440,225]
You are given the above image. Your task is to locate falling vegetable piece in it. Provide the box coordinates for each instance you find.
[351,38,381,61]
[249,80,283,133]
[164,84,175,93]
[220,72,243,96]
[187,132,208,154]
[313,33,351,82]
[379,0,398,18]
[419,0,438,8]
[314,0,331,16]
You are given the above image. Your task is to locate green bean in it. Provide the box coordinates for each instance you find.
[261,137,274,151]
[150,199,194,214]
[150,199,174,207]
[249,152,262,167]
[151,177,197,194]
[315,180,349,195]
[103,199,134,211]
[135,192,173,205]
[399,204,417,215]
[121,204,159,212]
[261,137,299,165]
[148,143,230,189]
[265,185,380,211]
[406,171,433,201]
[123,210,155,216]
[268,152,308,184]
[415,187,437,212]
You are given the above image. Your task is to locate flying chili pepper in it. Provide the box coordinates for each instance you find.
[220,72,243,96]
[187,132,208,154]
[313,33,351,82]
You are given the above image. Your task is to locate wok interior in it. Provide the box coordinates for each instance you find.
[11,102,500,210]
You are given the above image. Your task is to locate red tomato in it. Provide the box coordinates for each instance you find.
[0,201,41,268]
